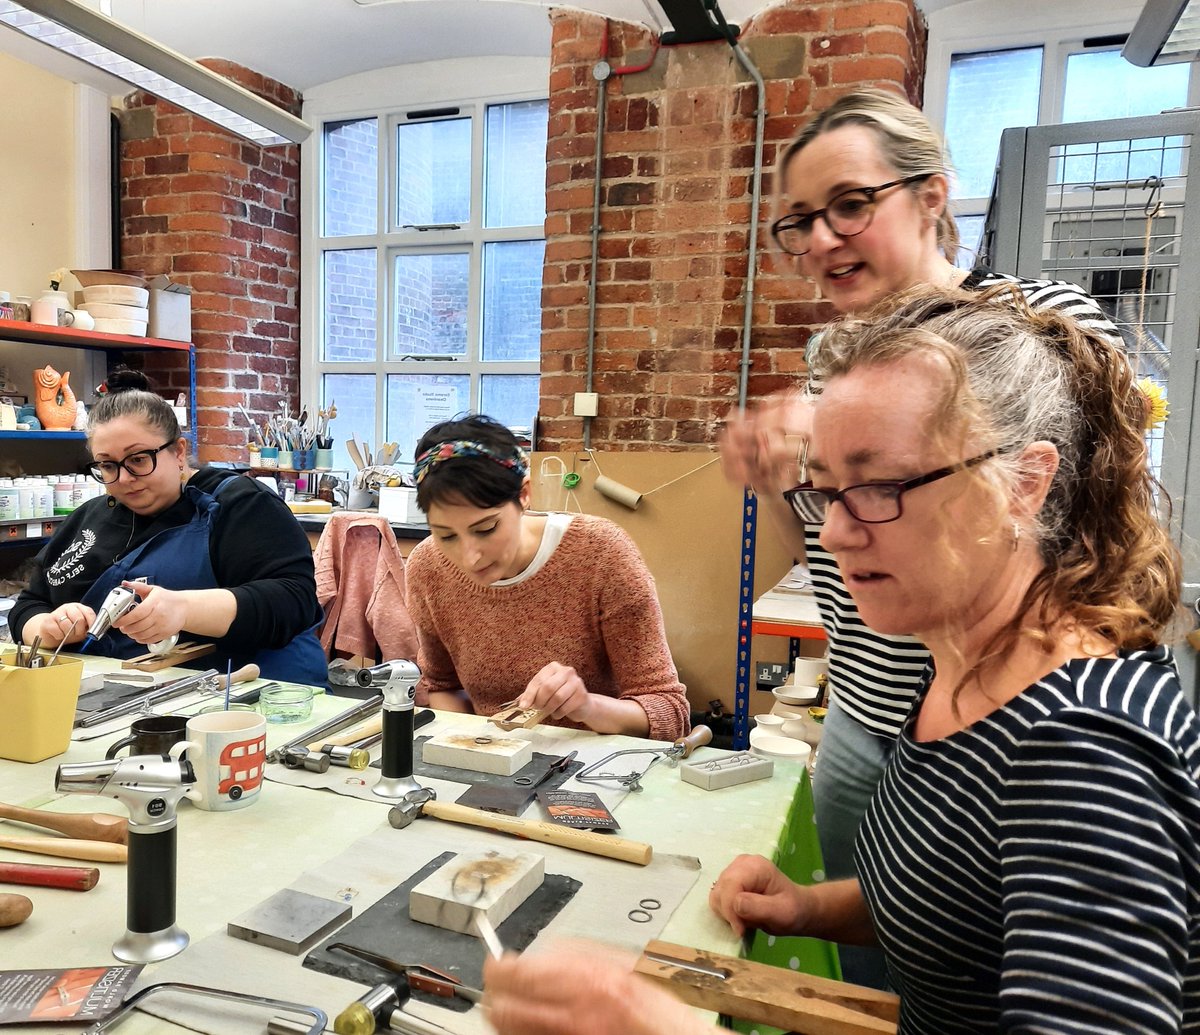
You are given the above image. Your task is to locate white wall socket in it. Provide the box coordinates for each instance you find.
[573,392,599,417]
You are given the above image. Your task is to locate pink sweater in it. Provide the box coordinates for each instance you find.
[404,515,690,741]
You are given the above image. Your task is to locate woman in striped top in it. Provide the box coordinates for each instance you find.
[720,88,1120,987]
[708,287,1197,1033]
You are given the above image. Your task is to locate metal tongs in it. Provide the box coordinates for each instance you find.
[576,726,712,791]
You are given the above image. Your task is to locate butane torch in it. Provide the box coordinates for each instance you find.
[355,660,422,799]
[56,754,195,963]
[79,585,140,653]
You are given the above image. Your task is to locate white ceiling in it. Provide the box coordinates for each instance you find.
[102,0,968,92]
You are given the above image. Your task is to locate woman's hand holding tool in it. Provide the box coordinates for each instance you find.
[718,390,813,495]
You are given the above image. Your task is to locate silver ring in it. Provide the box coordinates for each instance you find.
[59,615,71,623]
[639,898,661,910]
[627,909,653,923]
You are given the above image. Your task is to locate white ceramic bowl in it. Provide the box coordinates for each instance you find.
[773,684,820,706]
[750,733,812,762]
[71,268,146,288]
[79,302,150,321]
[81,285,150,307]
[91,317,148,336]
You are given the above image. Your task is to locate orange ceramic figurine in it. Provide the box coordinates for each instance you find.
[33,365,78,431]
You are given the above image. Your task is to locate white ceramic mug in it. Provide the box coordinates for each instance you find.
[179,711,267,812]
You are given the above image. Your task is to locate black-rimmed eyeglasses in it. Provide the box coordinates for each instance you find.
[782,450,1001,525]
[88,441,177,484]
[770,174,934,257]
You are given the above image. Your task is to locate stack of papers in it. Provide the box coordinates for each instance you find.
[753,564,821,626]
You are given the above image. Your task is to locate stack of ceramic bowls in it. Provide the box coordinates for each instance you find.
[72,270,149,336]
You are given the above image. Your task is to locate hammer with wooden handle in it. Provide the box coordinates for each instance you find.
[0,801,128,844]
[0,860,100,891]
[0,836,127,863]
[388,788,652,866]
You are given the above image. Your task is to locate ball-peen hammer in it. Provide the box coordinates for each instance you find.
[387,787,652,865]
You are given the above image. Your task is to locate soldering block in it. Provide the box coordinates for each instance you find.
[679,752,774,791]
[421,727,533,776]
[226,888,351,955]
[410,850,544,935]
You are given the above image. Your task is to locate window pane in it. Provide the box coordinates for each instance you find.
[946,47,1042,198]
[1064,51,1189,124]
[386,374,470,465]
[955,214,985,270]
[323,118,378,236]
[393,253,469,359]
[323,374,376,475]
[482,240,545,362]
[481,375,539,431]
[396,117,471,228]
[323,249,377,361]
[485,100,549,229]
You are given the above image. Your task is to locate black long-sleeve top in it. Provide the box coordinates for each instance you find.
[11,468,322,655]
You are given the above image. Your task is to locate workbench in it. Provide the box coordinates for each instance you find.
[0,667,834,1033]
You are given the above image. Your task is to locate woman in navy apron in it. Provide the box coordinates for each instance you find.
[11,370,326,685]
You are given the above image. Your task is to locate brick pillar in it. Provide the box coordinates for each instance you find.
[539,0,926,451]
[119,60,301,462]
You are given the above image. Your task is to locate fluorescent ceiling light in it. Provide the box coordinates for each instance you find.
[1123,0,1200,66]
[0,0,311,145]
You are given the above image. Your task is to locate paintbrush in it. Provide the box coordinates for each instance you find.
[471,910,505,959]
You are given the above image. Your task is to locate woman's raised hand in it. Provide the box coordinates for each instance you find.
[718,391,814,495]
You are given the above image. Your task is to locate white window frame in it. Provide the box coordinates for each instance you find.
[922,0,1198,243]
[300,57,548,462]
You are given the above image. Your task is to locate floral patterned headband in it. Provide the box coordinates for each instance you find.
[413,439,529,484]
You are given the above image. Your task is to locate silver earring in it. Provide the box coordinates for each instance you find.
[1012,521,1021,551]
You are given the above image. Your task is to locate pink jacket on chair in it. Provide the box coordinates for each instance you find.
[313,513,419,663]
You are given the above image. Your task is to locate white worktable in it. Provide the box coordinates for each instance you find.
[0,665,826,1033]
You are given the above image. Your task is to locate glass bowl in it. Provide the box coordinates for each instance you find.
[259,685,316,724]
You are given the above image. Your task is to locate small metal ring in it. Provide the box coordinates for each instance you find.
[475,736,494,745]
[627,909,653,923]
[638,898,662,911]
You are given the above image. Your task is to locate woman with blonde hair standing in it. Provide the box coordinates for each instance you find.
[719,87,1120,985]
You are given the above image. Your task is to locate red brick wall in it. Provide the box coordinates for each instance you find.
[119,60,301,462]
[539,0,926,451]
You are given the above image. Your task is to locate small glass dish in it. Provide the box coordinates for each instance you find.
[260,685,316,725]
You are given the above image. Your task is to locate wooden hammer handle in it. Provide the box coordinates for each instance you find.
[308,714,382,750]
[423,800,652,865]
[0,861,99,891]
[0,802,127,844]
[0,836,127,863]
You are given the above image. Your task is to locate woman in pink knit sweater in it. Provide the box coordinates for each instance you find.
[404,415,690,741]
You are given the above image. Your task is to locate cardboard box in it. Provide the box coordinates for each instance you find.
[147,275,192,342]
[0,652,83,762]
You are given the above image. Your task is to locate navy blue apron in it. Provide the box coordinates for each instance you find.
[80,478,327,685]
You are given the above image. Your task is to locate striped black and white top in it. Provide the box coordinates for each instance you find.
[804,268,1123,739]
[856,646,1200,1034]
